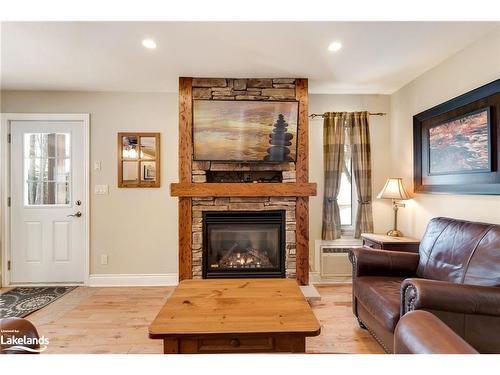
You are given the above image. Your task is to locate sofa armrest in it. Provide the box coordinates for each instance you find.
[401,278,500,316]
[348,247,419,278]
[0,317,40,354]
[394,310,478,354]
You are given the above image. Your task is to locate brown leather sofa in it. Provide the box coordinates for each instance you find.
[394,310,478,354]
[0,317,40,354]
[349,217,500,353]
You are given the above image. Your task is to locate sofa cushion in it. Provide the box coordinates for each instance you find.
[417,217,499,286]
[464,225,500,287]
[354,276,404,331]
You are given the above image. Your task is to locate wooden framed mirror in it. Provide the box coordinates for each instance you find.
[118,132,160,188]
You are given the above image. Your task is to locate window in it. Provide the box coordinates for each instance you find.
[24,133,71,206]
[338,134,358,234]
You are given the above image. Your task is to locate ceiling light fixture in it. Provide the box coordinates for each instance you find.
[328,41,342,52]
[142,38,157,49]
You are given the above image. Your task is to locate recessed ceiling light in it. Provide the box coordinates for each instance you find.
[328,41,342,52]
[142,38,157,49]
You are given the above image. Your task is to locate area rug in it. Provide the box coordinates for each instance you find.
[0,287,76,319]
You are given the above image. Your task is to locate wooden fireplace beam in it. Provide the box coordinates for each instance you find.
[295,78,309,285]
[170,182,317,197]
[178,77,193,281]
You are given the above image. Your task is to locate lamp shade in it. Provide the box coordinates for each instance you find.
[377,178,410,200]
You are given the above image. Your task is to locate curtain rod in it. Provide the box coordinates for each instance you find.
[309,112,386,119]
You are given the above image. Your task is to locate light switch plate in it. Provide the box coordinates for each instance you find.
[101,254,108,265]
[94,161,102,171]
[94,184,109,195]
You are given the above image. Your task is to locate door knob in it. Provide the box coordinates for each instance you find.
[67,211,82,218]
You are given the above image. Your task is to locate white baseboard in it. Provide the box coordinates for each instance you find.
[313,277,352,285]
[309,272,321,284]
[8,282,84,287]
[88,273,178,287]
[309,271,352,285]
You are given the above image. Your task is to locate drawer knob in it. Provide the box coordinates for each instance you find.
[230,338,240,347]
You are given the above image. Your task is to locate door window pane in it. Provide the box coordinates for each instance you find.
[53,158,71,183]
[24,133,71,206]
[57,133,71,158]
[55,183,70,204]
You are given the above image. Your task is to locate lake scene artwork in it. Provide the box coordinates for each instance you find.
[193,100,298,161]
[429,108,490,175]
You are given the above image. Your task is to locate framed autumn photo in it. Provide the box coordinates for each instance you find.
[414,79,500,195]
[428,107,492,175]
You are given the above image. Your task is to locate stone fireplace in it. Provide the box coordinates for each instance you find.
[190,160,298,279]
[172,77,315,285]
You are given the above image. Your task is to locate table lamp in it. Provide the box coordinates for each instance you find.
[377,177,410,237]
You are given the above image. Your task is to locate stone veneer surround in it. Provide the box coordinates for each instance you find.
[192,78,296,101]
[189,77,299,279]
[191,161,297,279]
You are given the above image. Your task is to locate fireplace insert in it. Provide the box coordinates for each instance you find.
[202,211,286,279]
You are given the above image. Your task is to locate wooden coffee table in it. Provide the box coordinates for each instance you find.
[149,279,321,353]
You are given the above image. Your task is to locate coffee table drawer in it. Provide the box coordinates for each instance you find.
[163,334,307,354]
[195,336,274,353]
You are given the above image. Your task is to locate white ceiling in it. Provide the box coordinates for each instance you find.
[1,22,498,94]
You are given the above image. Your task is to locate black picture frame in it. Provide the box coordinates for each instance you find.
[413,79,500,195]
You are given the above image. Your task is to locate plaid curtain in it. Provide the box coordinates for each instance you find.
[350,112,374,238]
[322,112,347,240]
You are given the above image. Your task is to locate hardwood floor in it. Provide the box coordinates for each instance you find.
[307,285,384,354]
[1,284,384,354]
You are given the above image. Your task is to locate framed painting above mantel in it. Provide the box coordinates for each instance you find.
[413,79,500,195]
[192,99,299,163]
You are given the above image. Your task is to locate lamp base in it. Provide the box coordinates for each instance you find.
[386,229,404,237]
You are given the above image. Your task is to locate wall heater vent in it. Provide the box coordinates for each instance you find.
[315,239,362,280]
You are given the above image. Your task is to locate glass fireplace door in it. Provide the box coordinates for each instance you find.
[203,211,286,278]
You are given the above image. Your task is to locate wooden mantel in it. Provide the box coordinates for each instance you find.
[171,182,317,197]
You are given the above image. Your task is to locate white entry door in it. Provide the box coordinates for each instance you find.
[10,117,87,284]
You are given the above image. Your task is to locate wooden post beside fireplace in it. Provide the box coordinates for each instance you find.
[173,77,315,285]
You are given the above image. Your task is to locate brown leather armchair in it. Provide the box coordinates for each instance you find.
[349,217,500,353]
[394,311,478,354]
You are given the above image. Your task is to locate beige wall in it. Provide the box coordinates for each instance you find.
[1,90,392,276]
[308,94,393,270]
[1,91,179,275]
[390,27,500,238]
